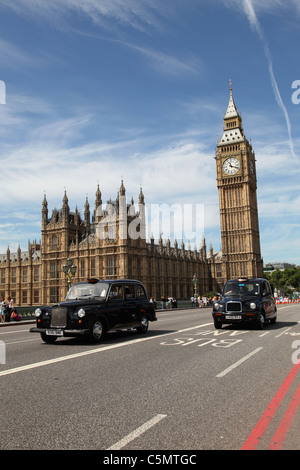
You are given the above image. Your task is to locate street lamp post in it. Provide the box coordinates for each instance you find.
[193,274,198,299]
[63,258,77,290]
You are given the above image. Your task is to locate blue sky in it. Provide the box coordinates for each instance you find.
[0,0,299,265]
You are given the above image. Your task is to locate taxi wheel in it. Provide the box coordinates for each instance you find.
[136,316,149,334]
[270,310,277,324]
[214,320,222,329]
[255,313,264,330]
[90,319,106,343]
[40,332,57,344]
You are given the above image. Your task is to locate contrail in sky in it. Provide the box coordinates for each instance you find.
[242,0,298,163]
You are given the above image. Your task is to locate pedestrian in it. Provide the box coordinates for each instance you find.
[2,298,8,322]
[0,298,5,322]
[10,308,21,321]
[7,297,14,322]
[190,296,194,307]
[149,297,157,309]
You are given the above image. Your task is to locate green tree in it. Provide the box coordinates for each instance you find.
[265,267,300,293]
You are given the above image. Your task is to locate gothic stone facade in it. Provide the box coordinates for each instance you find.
[0,183,222,306]
[0,85,263,306]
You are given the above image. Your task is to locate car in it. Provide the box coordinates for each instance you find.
[212,277,277,329]
[30,279,157,343]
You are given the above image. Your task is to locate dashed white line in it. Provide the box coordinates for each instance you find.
[216,347,263,378]
[0,329,31,335]
[5,338,41,345]
[275,327,292,338]
[107,414,167,450]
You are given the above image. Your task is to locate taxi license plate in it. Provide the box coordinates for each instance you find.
[226,315,242,320]
[46,329,63,336]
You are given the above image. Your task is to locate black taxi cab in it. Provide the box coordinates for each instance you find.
[30,279,157,343]
[212,277,277,329]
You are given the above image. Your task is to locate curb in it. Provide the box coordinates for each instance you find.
[0,306,212,327]
[0,320,35,328]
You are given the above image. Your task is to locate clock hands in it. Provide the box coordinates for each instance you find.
[223,158,240,175]
[228,162,239,169]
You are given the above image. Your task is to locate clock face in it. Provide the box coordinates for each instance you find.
[223,157,240,175]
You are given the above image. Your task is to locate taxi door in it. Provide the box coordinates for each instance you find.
[107,284,128,328]
[261,280,276,319]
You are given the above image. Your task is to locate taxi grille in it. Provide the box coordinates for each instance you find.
[51,307,67,328]
[226,302,242,313]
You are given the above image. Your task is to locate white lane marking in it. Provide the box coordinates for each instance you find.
[0,323,213,377]
[216,347,263,378]
[107,414,167,450]
[0,329,31,335]
[275,327,292,338]
[5,338,41,345]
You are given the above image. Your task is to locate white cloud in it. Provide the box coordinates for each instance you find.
[126,43,203,77]
[221,0,300,16]
[240,0,298,164]
[0,106,220,253]
[0,135,216,203]
[0,37,39,69]
[0,0,165,32]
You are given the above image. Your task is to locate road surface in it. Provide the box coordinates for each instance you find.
[0,303,299,451]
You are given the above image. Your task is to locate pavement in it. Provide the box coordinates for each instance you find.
[0,319,35,327]
[0,306,210,329]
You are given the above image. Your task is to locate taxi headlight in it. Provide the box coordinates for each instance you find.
[250,302,256,310]
[35,308,42,317]
[214,303,220,311]
[77,308,86,318]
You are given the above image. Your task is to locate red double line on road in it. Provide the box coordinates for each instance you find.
[268,384,300,450]
[242,361,300,450]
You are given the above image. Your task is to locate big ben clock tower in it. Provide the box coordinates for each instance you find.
[215,82,263,280]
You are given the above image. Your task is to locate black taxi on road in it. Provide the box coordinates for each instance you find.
[212,277,277,329]
[30,279,157,343]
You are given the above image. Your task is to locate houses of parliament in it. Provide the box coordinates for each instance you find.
[0,84,264,306]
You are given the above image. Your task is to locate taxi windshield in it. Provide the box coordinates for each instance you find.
[223,280,260,297]
[66,282,109,300]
